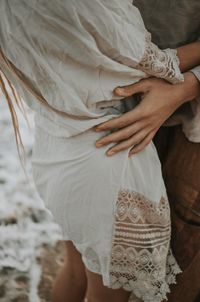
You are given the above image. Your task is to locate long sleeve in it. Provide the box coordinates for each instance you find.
[190,37,200,82]
[0,0,184,138]
[191,66,200,82]
[0,0,183,82]
[51,0,183,83]
[190,40,200,82]
[0,0,147,73]
[65,0,147,69]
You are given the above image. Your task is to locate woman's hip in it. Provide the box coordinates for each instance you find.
[31,124,165,207]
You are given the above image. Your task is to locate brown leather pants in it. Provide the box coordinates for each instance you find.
[153,126,200,302]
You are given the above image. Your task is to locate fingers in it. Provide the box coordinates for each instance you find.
[95,79,153,132]
[114,78,151,97]
[128,130,157,157]
[95,121,145,147]
[105,127,151,156]
[95,106,143,132]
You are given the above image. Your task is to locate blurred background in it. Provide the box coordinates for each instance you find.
[0,85,66,302]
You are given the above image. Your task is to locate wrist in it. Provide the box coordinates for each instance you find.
[176,71,200,104]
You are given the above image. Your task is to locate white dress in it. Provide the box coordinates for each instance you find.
[0,1,183,301]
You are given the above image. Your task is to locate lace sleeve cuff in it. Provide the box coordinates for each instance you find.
[137,35,184,85]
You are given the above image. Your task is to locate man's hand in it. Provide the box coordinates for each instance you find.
[94,72,200,157]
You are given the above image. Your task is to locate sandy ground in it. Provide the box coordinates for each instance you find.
[38,241,66,302]
[0,84,142,302]
[0,86,63,301]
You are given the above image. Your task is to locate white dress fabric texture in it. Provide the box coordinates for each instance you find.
[0,1,183,301]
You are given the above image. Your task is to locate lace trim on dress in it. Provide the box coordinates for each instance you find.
[109,189,182,302]
[137,33,184,85]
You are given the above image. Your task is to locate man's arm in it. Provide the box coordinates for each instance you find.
[177,41,200,72]
[189,39,200,82]
[94,41,200,157]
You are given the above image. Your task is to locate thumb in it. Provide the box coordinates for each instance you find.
[114,79,149,97]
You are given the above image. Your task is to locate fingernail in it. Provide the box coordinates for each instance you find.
[107,150,115,156]
[95,127,102,132]
[115,87,124,95]
[128,152,134,157]
[96,142,103,147]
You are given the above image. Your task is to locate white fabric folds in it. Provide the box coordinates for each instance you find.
[0,1,183,301]
[0,0,183,137]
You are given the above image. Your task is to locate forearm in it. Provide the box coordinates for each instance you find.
[174,41,200,101]
[176,41,200,72]
[179,71,200,103]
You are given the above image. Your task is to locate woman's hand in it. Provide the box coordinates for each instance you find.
[94,72,200,157]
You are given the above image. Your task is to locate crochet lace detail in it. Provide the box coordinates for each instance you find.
[137,34,184,84]
[109,189,182,302]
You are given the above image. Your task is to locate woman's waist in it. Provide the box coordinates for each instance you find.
[34,104,124,138]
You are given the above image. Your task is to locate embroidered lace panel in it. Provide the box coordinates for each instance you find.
[137,34,184,85]
[109,189,182,302]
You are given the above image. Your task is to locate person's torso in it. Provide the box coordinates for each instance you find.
[1,0,200,138]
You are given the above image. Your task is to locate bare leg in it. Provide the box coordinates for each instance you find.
[52,240,87,302]
[85,268,131,302]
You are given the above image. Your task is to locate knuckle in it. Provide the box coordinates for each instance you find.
[132,136,142,145]
[139,144,146,152]
[126,141,134,148]
[111,133,122,142]
[125,87,133,94]
[126,84,135,92]
[145,136,152,145]
[132,140,139,147]
[120,141,132,151]
[119,146,126,152]
[124,128,133,138]
[133,146,141,154]
[117,120,126,128]
[112,146,122,153]
[103,136,114,144]
[120,143,129,151]
[137,147,143,152]
[110,136,118,143]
